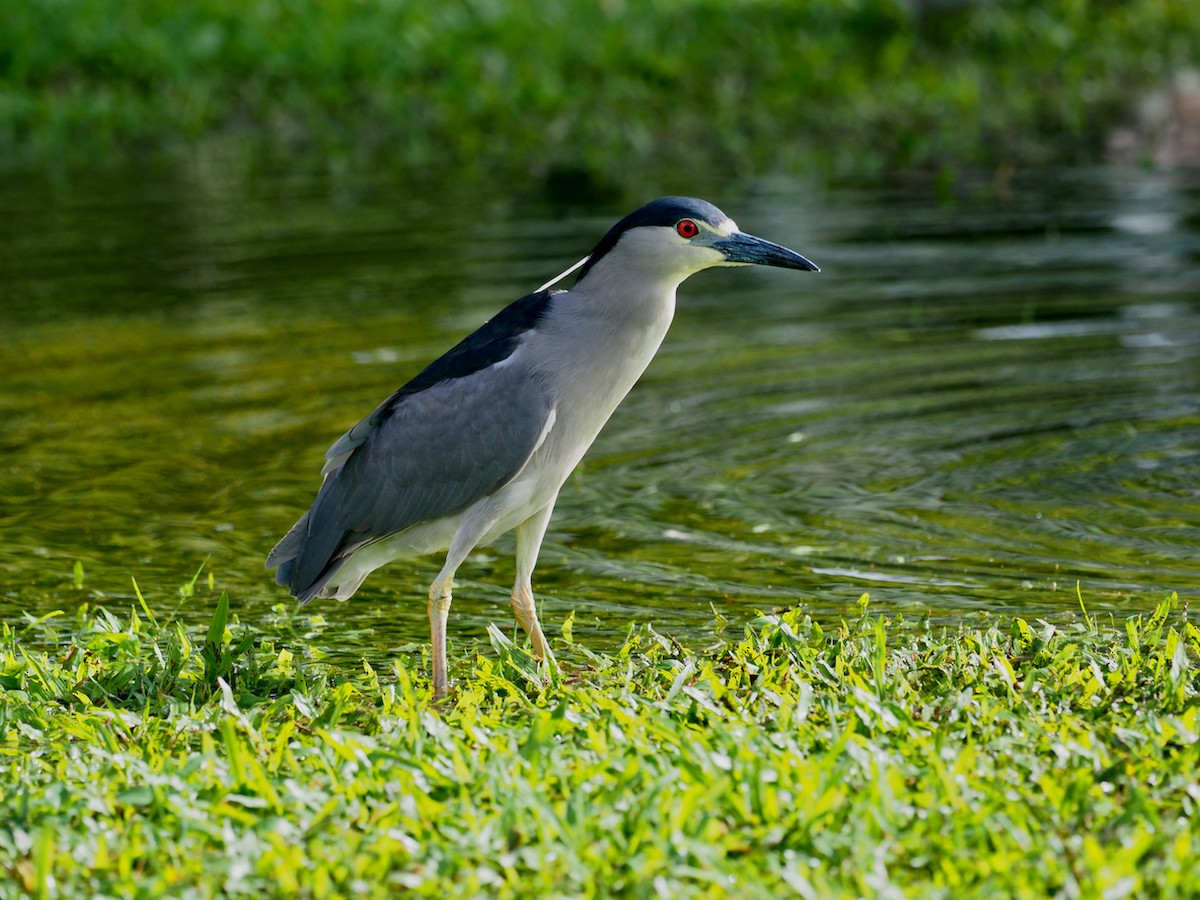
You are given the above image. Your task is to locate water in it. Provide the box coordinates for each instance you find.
[2,165,1198,662]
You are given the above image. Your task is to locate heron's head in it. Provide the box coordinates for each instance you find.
[574,196,818,288]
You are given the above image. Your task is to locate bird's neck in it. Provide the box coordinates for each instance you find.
[567,253,688,330]
[564,276,678,343]
[536,270,679,411]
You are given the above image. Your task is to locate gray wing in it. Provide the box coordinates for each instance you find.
[270,362,553,600]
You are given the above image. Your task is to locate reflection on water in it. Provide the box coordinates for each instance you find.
[2,165,1198,662]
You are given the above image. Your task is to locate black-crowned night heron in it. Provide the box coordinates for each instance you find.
[268,197,818,697]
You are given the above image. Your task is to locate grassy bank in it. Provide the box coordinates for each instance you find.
[1,0,1198,182]
[1,586,1197,897]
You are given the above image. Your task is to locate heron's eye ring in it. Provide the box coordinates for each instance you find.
[676,219,700,239]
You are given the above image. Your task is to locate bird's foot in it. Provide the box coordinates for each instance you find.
[431,680,454,704]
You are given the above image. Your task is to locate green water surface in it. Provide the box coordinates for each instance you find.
[2,165,1197,662]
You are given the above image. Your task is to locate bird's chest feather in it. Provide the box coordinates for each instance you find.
[518,292,676,482]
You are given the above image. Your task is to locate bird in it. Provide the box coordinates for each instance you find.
[267,196,818,698]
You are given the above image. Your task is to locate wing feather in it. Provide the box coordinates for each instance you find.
[277,355,554,596]
[268,288,560,598]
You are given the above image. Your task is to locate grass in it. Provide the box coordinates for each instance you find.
[1,583,1198,897]
[2,0,1198,182]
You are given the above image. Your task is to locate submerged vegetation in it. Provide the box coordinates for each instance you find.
[2,0,1198,181]
[1,582,1197,897]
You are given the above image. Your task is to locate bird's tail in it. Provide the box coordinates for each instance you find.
[266,512,308,580]
[266,511,365,605]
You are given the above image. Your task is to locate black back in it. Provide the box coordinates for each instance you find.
[372,288,555,426]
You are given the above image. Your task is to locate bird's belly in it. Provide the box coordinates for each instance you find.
[476,449,571,542]
[334,515,462,582]
[346,468,556,570]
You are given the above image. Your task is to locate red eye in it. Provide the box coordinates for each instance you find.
[676,219,700,239]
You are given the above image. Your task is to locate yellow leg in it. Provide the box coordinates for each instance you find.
[426,514,495,700]
[512,503,558,667]
[427,576,453,700]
